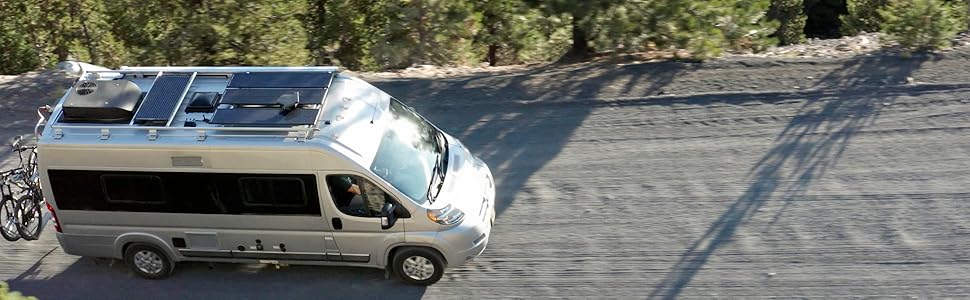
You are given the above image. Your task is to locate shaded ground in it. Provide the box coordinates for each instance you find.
[4,51,970,299]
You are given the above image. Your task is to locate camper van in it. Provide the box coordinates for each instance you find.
[37,64,495,285]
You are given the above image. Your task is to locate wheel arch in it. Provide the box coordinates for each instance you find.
[114,233,177,261]
[385,243,448,269]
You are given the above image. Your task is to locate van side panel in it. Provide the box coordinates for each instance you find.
[41,146,338,263]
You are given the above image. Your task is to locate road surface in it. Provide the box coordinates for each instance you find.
[3,52,970,299]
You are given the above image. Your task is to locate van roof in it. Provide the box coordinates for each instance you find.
[40,66,391,168]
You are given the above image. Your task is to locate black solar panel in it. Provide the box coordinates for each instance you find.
[227,72,334,89]
[209,108,319,126]
[221,88,325,105]
[134,75,192,124]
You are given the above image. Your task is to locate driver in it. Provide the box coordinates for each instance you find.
[327,175,360,208]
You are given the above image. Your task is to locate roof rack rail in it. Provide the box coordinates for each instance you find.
[49,124,320,142]
[116,66,340,73]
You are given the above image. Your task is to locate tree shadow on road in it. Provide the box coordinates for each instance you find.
[8,258,426,300]
[373,61,697,217]
[647,52,935,299]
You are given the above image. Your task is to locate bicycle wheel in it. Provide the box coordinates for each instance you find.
[16,195,43,241]
[0,196,20,241]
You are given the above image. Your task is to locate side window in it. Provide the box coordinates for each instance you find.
[239,177,308,208]
[101,174,166,204]
[326,175,391,218]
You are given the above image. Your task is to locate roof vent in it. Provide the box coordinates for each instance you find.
[76,81,98,95]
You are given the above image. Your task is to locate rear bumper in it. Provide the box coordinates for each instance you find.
[55,232,116,258]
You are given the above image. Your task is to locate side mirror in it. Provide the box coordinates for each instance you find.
[380,202,398,230]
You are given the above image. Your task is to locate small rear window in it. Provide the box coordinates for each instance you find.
[239,177,307,207]
[101,174,166,204]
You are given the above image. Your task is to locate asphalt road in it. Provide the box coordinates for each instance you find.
[3,53,970,299]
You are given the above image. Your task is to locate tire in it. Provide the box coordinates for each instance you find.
[124,244,175,279]
[0,197,20,242]
[393,247,446,285]
[15,195,42,241]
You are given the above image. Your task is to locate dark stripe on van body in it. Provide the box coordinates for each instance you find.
[48,170,322,216]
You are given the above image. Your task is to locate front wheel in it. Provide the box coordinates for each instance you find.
[393,247,445,285]
[16,195,42,240]
[0,197,20,241]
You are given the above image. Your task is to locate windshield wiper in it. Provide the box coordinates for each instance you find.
[427,152,443,203]
[427,130,449,203]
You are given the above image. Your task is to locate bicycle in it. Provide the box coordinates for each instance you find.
[1,169,24,241]
[0,136,43,241]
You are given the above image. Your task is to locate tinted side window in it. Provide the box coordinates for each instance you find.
[49,170,321,216]
[240,177,307,207]
[101,175,166,204]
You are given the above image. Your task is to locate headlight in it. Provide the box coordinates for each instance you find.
[427,204,465,225]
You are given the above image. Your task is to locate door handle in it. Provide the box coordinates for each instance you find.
[332,218,343,230]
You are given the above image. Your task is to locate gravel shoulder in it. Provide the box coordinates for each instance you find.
[3,50,970,299]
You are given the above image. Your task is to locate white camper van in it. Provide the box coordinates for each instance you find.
[37,64,495,285]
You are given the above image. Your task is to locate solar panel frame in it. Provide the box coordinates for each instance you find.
[133,74,193,125]
[221,88,326,105]
[208,108,320,126]
[227,72,334,89]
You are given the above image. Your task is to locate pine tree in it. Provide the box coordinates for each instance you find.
[842,0,889,35]
[880,0,967,50]
[525,0,625,59]
[0,0,42,74]
[768,0,806,45]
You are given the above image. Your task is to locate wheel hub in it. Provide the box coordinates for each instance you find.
[133,250,164,274]
[402,256,435,281]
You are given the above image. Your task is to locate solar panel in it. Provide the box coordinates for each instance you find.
[134,74,192,125]
[227,72,334,89]
[221,88,326,105]
[208,108,319,126]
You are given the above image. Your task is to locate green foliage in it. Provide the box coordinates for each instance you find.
[374,0,480,68]
[0,0,42,74]
[768,0,806,45]
[106,0,308,66]
[0,282,37,300]
[525,0,625,58]
[841,0,888,35]
[2,0,968,74]
[594,0,777,58]
[879,0,967,51]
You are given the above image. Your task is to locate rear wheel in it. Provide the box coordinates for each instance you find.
[393,247,445,285]
[124,244,175,279]
[16,195,42,240]
[0,197,20,241]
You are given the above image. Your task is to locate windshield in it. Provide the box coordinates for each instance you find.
[370,99,442,204]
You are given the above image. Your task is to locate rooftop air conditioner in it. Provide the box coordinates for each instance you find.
[61,79,141,123]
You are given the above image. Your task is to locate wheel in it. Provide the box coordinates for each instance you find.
[124,244,175,279]
[393,247,445,285]
[15,195,43,240]
[0,197,20,241]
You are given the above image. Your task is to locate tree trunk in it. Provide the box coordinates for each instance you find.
[415,0,428,64]
[311,0,330,65]
[487,44,499,67]
[75,2,99,64]
[567,11,590,59]
[484,10,499,66]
